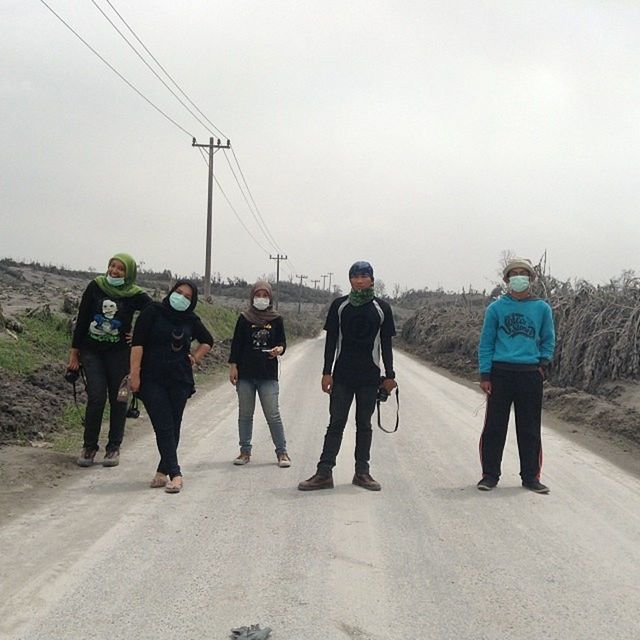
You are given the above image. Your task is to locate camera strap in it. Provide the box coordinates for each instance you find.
[72,366,87,425]
[71,366,87,406]
[377,386,399,433]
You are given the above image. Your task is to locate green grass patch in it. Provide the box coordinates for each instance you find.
[0,314,71,374]
[195,301,237,340]
[52,403,86,452]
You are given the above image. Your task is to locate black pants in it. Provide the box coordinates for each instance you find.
[480,368,544,483]
[80,348,129,452]
[318,381,378,475]
[141,379,192,479]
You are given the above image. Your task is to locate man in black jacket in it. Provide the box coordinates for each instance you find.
[298,261,397,491]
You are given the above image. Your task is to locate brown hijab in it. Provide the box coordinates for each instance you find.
[241,280,281,325]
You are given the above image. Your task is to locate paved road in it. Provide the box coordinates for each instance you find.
[1,338,639,639]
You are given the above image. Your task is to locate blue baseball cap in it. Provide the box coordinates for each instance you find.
[348,261,374,279]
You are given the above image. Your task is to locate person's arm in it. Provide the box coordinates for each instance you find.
[129,345,143,393]
[380,302,397,391]
[538,303,556,376]
[128,305,156,392]
[322,301,339,393]
[189,317,213,367]
[478,305,498,394]
[68,283,94,368]
[228,316,244,384]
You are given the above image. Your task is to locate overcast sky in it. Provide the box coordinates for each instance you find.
[1,1,639,294]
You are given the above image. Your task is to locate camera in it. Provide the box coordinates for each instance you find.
[377,386,389,402]
[126,396,140,419]
[64,368,79,384]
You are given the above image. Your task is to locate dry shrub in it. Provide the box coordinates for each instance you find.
[402,272,640,394]
[551,280,640,391]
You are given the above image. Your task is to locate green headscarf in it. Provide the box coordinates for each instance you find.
[349,287,375,307]
[94,252,144,298]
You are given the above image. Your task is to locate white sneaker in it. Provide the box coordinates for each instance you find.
[277,452,291,468]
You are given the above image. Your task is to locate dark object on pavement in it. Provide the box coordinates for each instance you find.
[230,624,272,639]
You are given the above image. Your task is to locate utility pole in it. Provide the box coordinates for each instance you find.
[311,279,320,289]
[192,136,231,297]
[327,272,334,296]
[321,274,328,290]
[270,254,288,309]
[296,274,308,313]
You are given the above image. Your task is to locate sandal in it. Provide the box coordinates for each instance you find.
[149,474,168,489]
[165,476,183,494]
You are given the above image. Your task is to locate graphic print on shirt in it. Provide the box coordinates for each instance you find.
[251,324,272,350]
[502,313,535,339]
[171,328,185,352]
[88,299,122,342]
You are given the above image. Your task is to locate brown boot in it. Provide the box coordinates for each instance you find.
[352,472,381,491]
[298,472,333,491]
[233,452,251,466]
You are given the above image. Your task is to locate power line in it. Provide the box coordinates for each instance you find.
[90,0,219,138]
[38,0,194,138]
[95,0,291,274]
[228,148,284,253]
[98,1,288,271]
[104,0,228,140]
[221,150,281,254]
[197,148,270,255]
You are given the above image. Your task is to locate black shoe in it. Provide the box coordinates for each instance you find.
[298,472,333,491]
[77,447,97,467]
[102,449,120,467]
[522,480,550,494]
[352,473,381,491]
[477,476,498,491]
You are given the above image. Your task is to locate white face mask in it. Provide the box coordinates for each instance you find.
[509,275,530,293]
[253,297,270,311]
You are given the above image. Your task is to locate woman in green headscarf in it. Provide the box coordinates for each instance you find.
[68,253,152,468]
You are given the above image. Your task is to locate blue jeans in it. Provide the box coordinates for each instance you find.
[236,378,287,455]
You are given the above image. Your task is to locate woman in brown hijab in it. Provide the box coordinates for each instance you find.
[228,281,290,467]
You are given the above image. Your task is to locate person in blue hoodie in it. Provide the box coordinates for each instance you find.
[477,257,555,494]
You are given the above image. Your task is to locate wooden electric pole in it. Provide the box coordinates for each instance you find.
[270,254,288,309]
[192,136,231,297]
[296,274,308,313]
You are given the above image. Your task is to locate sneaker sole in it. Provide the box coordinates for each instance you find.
[102,460,119,467]
[523,485,550,494]
[233,460,250,466]
[77,460,94,467]
[477,484,494,491]
[297,482,334,491]
[278,462,291,468]
[352,481,381,491]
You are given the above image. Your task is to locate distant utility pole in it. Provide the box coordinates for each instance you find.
[321,274,328,290]
[296,274,308,313]
[311,279,320,289]
[270,254,288,309]
[327,272,334,295]
[192,136,231,297]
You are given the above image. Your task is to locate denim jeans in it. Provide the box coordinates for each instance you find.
[80,348,129,452]
[236,378,287,455]
[318,381,378,475]
[141,379,192,479]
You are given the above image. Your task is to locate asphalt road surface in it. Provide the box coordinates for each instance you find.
[1,337,639,640]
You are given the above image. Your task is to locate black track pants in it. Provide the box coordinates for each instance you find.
[479,368,544,482]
